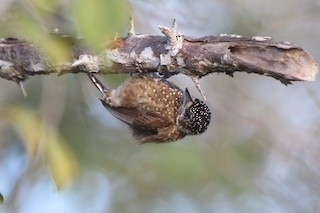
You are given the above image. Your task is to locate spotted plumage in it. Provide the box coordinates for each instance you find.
[88,74,211,143]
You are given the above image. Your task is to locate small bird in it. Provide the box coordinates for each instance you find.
[88,74,211,143]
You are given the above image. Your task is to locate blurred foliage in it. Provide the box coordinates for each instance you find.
[0,105,78,189]
[73,0,129,51]
[2,0,129,63]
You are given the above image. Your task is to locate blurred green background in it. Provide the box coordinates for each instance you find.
[0,0,320,212]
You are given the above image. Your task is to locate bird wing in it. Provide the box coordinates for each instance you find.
[101,100,169,130]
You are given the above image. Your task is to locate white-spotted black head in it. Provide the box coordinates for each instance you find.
[185,99,211,135]
[177,88,211,135]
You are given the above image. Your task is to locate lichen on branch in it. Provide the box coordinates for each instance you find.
[0,20,318,87]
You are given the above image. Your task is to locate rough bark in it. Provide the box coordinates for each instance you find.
[0,23,318,86]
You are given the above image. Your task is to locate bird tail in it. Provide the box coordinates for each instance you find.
[87,74,109,95]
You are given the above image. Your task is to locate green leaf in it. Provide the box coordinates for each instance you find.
[0,106,78,189]
[44,127,78,189]
[72,0,129,51]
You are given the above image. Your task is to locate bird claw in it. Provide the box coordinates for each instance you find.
[18,81,27,97]
[191,77,206,101]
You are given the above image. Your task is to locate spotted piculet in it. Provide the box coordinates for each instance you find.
[88,74,211,143]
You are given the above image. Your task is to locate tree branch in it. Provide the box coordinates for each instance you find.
[0,22,318,86]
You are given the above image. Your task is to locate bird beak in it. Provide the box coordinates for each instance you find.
[182,88,193,109]
[177,88,194,128]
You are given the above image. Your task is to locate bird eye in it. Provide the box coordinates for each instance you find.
[152,72,165,78]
